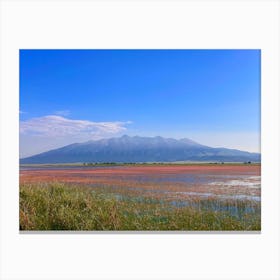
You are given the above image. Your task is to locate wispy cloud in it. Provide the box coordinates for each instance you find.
[20,115,131,138]
[53,110,70,116]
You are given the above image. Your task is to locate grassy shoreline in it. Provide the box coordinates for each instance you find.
[20,182,261,231]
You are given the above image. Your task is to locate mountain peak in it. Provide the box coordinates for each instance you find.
[179,138,204,146]
[121,134,130,138]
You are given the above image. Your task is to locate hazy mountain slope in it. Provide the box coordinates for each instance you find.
[20,135,260,163]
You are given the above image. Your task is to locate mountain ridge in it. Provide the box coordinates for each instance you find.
[20,135,260,164]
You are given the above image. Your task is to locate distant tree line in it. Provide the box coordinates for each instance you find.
[83,162,175,166]
[83,162,140,166]
[82,161,253,166]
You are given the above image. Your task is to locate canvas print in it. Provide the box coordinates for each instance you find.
[19,49,261,231]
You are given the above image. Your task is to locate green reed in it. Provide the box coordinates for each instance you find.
[20,182,260,231]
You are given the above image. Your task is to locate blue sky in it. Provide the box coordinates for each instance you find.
[20,50,260,157]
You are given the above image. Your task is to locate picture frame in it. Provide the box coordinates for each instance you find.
[0,0,279,279]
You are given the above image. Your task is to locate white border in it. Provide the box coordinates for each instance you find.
[1,0,279,279]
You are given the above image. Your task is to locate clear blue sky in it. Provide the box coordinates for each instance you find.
[20,49,260,157]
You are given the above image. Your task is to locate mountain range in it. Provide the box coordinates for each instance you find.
[20,135,260,164]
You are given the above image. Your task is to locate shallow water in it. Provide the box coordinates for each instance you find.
[169,200,259,218]
[96,191,260,218]
[20,165,261,203]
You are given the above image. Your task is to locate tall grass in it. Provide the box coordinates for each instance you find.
[20,183,261,231]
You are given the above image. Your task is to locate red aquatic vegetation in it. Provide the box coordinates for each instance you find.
[20,165,261,202]
[20,164,260,179]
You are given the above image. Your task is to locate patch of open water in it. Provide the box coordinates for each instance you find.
[173,191,261,202]
[96,192,260,218]
[169,200,260,218]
